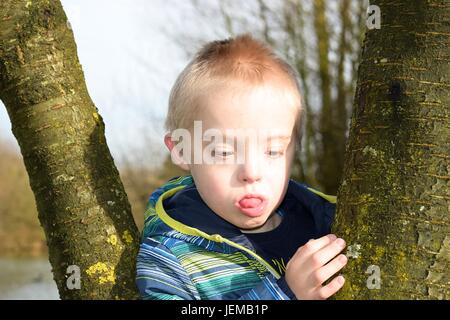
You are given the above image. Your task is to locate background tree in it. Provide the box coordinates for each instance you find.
[0,0,139,299]
[333,0,449,299]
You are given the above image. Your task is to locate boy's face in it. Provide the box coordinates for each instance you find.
[168,80,299,232]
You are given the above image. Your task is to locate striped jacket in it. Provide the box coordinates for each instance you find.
[136,175,336,300]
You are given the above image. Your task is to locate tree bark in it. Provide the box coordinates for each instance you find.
[0,0,140,299]
[333,0,449,299]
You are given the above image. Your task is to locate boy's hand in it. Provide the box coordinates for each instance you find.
[285,234,347,300]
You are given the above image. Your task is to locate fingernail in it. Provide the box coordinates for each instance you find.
[335,238,346,247]
[328,234,337,241]
[339,254,347,264]
[338,276,345,284]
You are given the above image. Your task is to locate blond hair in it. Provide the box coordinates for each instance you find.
[165,34,303,146]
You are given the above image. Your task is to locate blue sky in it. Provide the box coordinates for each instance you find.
[0,0,228,168]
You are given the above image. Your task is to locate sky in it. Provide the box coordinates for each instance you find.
[0,0,228,168]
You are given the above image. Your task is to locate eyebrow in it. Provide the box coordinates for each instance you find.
[220,133,292,142]
[267,135,291,140]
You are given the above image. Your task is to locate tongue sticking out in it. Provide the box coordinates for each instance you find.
[239,198,262,208]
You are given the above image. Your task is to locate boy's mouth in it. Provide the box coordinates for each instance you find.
[235,194,267,217]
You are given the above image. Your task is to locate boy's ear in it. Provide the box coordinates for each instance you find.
[164,133,190,171]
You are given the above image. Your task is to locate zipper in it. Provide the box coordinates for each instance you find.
[209,234,281,279]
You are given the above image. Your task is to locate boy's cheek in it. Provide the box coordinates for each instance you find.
[191,165,222,185]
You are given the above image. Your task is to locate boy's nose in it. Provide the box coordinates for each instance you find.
[238,156,262,183]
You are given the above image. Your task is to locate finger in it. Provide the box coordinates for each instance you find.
[316,275,345,300]
[297,234,337,257]
[308,237,346,269]
[289,235,339,271]
[311,254,347,286]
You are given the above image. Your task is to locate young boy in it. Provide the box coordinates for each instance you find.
[136,34,347,300]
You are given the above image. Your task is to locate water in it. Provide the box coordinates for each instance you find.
[0,258,59,300]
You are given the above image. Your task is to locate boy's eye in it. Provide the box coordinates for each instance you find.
[212,150,234,157]
[267,150,284,157]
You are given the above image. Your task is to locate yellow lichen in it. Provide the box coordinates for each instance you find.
[107,234,118,246]
[122,230,133,244]
[92,112,100,124]
[373,245,385,262]
[86,262,116,284]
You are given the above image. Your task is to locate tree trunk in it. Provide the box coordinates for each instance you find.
[314,0,338,194]
[0,0,140,299]
[333,0,351,194]
[283,0,319,187]
[333,0,449,299]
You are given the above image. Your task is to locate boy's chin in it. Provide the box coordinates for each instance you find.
[238,218,269,233]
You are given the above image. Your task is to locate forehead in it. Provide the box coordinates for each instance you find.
[197,78,300,132]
